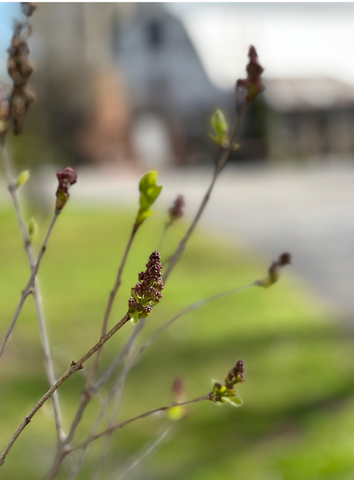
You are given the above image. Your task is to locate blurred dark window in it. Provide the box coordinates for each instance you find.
[146,20,164,49]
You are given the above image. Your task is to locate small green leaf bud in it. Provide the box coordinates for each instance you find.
[136,171,163,227]
[28,217,37,243]
[210,109,229,147]
[17,170,30,189]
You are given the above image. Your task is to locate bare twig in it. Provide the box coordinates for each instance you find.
[67,326,142,480]
[92,336,138,480]
[116,424,173,480]
[58,281,254,480]
[0,312,131,467]
[91,282,255,476]
[136,282,255,361]
[163,105,247,282]
[88,223,138,387]
[0,207,59,361]
[71,395,209,452]
[0,136,64,441]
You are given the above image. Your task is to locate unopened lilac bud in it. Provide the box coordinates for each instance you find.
[256,252,292,288]
[172,375,185,403]
[55,167,78,213]
[169,195,185,224]
[129,251,164,324]
[236,46,264,107]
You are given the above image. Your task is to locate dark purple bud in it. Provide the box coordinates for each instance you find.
[172,375,185,403]
[129,251,164,323]
[169,195,185,223]
[56,167,78,186]
[236,46,264,105]
[279,252,292,267]
[55,167,78,212]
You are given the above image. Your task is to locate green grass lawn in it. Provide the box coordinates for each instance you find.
[1,205,354,480]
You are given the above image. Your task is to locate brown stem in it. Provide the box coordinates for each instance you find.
[116,425,173,480]
[135,282,255,361]
[0,211,59,361]
[71,395,209,452]
[0,313,130,467]
[1,126,64,443]
[163,105,247,282]
[67,326,142,480]
[49,224,140,478]
[88,223,138,386]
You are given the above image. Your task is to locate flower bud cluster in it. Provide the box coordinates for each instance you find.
[129,251,164,325]
[169,195,185,224]
[55,167,78,212]
[209,360,245,406]
[236,45,264,105]
[7,4,37,135]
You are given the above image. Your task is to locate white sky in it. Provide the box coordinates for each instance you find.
[166,3,354,89]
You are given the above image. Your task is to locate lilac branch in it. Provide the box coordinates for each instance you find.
[71,395,209,452]
[163,105,247,283]
[0,209,59,360]
[116,425,173,480]
[0,312,131,467]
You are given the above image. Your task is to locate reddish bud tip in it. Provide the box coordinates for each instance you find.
[236,45,265,104]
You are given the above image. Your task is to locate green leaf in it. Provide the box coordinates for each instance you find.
[139,171,158,193]
[130,313,140,325]
[136,209,153,226]
[224,396,242,407]
[136,171,162,226]
[146,185,162,204]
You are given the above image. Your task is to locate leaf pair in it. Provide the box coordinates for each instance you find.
[136,171,162,226]
[210,109,239,150]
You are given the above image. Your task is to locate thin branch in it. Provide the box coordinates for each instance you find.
[93,321,144,393]
[158,221,171,252]
[92,337,138,480]
[116,424,173,480]
[67,326,142,480]
[60,282,254,479]
[55,222,141,479]
[88,223,138,387]
[136,282,255,361]
[0,210,59,361]
[163,105,247,282]
[53,105,247,476]
[0,312,131,467]
[0,136,64,441]
[71,395,209,452]
[91,282,254,477]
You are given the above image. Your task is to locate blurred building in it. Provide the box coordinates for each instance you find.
[32,3,230,168]
[32,3,135,167]
[30,4,354,167]
[263,78,354,161]
[116,3,231,167]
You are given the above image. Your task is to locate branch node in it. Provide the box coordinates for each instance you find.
[70,360,84,370]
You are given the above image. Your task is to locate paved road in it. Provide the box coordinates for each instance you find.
[3,162,354,317]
